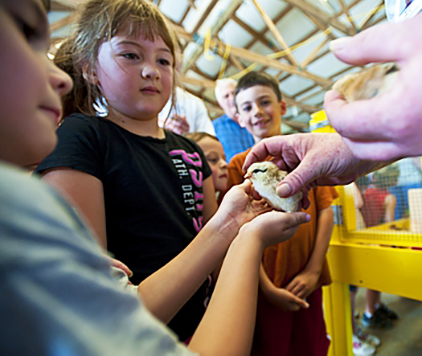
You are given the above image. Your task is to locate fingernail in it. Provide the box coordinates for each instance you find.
[329,37,352,52]
[305,214,311,222]
[277,183,292,197]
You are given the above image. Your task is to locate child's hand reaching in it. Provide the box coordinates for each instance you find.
[240,210,310,248]
[285,270,319,300]
[212,180,272,238]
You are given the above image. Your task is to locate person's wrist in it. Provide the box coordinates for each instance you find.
[205,212,242,244]
[236,223,266,252]
[229,227,266,258]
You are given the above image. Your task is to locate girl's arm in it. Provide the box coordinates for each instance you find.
[286,205,334,299]
[202,176,218,224]
[188,211,309,356]
[42,169,107,249]
[138,180,269,323]
[384,193,397,223]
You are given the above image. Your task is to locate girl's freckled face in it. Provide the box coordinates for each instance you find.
[95,31,173,121]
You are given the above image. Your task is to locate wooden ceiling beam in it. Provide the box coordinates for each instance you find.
[337,0,357,33]
[190,64,215,81]
[50,12,78,33]
[232,15,276,51]
[51,1,75,11]
[300,37,329,69]
[358,0,384,30]
[191,0,219,34]
[182,0,244,74]
[211,42,333,88]
[283,95,320,113]
[252,0,298,67]
[180,5,192,25]
[180,74,215,89]
[243,4,293,52]
[284,0,354,36]
[297,88,324,103]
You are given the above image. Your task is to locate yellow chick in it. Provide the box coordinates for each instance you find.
[245,161,302,213]
[332,63,399,102]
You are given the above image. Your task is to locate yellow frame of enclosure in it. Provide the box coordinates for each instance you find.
[324,186,422,356]
[309,111,422,355]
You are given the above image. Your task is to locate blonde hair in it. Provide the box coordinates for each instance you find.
[70,0,178,116]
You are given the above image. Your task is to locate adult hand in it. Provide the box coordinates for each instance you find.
[164,114,190,135]
[324,13,422,161]
[243,133,383,204]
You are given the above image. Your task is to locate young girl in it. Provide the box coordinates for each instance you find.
[185,132,228,199]
[34,0,217,340]
[0,2,309,354]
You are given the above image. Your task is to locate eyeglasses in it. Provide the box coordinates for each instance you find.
[385,0,422,22]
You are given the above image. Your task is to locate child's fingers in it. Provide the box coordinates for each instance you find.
[108,257,133,277]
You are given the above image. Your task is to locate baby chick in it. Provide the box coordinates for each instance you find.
[333,63,399,102]
[245,161,302,213]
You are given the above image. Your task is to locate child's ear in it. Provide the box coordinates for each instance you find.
[235,113,246,128]
[280,100,287,116]
[82,65,100,85]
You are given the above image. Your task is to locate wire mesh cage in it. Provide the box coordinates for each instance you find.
[338,158,422,248]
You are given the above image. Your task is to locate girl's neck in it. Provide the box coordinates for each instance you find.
[106,109,165,139]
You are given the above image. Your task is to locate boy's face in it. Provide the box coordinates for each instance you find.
[0,0,72,167]
[235,85,286,142]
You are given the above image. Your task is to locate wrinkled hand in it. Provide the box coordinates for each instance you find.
[286,271,319,299]
[240,209,310,248]
[324,13,422,161]
[164,114,190,135]
[262,286,309,312]
[243,133,382,206]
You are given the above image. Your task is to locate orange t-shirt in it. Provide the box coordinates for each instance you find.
[228,149,338,288]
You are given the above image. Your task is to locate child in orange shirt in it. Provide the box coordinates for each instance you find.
[227,71,338,356]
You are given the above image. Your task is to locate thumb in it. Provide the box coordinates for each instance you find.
[282,212,311,228]
[295,297,309,309]
[276,160,318,197]
[329,15,419,65]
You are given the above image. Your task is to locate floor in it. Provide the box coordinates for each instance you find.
[355,290,422,355]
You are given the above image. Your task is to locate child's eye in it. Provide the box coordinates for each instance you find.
[207,158,219,165]
[121,53,139,60]
[261,100,271,106]
[242,106,251,112]
[158,58,171,66]
[16,18,39,42]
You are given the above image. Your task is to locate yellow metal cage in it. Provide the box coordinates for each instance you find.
[310,111,422,356]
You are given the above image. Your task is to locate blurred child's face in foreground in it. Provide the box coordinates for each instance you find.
[0,0,72,167]
[236,85,286,142]
[197,137,228,194]
[94,31,174,121]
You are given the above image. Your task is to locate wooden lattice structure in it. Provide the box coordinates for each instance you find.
[49,0,387,132]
